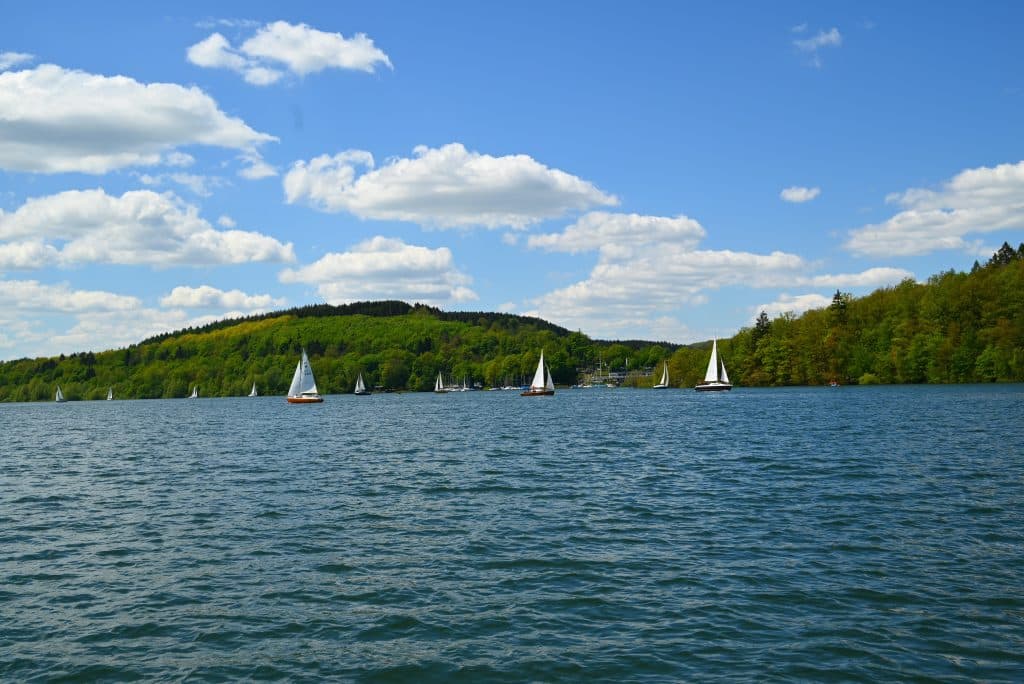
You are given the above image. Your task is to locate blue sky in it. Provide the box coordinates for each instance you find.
[1,1,1022,360]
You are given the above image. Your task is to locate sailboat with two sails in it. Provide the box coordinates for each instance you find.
[694,339,732,391]
[653,361,670,389]
[287,349,323,403]
[106,387,113,401]
[354,372,370,396]
[248,382,258,397]
[521,350,555,397]
[55,386,66,403]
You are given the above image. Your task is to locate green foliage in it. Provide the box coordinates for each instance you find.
[0,306,682,401]
[726,247,1024,385]
[3,249,1022,400]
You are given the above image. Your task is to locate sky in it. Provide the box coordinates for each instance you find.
[1,1,1023,360]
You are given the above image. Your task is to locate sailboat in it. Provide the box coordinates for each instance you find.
[189,386,198,399]
[521,350,555,396]
[354,372,370,396]
[434,371,449,394]
[248,382,258,397]
[55,386,66,403]
[106,387,113,401]
[653,361,670,389]
[287,349,323,403]
[694,339,732,391]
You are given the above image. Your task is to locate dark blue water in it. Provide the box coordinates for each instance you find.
[2,385,1023,681]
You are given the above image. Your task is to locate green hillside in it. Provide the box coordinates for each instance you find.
[722,242,1024,385]
[2,244,1022,401]
[0,302,680,401]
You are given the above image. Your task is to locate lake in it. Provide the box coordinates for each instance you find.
[2,385,1023,681]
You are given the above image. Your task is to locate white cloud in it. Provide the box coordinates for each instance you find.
[791,23,808,34]
[217,215,236,228]
[0,279,140,312]
[238,152,278,179]
[802,267,912,288]
[186,21,391,85]
[528,211,705,255]
[284,143,618,229]
[0,241,59,269]
[0,64,275,174]
[754,293,833,319]
[160,285,285,310]
[0,188,294,267]
[522,211,910,341]
[845,160,1024,256]
[780,185,821,203]
[139,172,227,197]
[793,27,842,67]
[0,51,33,70]
[279,236,477,305]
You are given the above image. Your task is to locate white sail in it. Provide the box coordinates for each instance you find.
[660,362,669,386]
[290,350,319,396]
[106,387,113,401]
[288,361,302,396]
[190,386,198,399]
[55,386,64,402]
[249,382,258,397]
[703,339,720,383]
[720,359,730,385]
[545,365,555,391]
[355,373,366,394]
[435,371,444,392]
[530,351,547,390]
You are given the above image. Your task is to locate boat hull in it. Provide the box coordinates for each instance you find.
[520,389,554,396]
[653,384,669,389]
[694,383,732,392]
[354,391,371,396]
[287,395,324,403]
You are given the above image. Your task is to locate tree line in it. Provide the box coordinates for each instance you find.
[1,243,1021,401]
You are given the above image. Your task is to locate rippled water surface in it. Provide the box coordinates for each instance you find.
[3,385,1024,681]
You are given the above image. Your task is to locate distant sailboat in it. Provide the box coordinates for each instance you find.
[189,386,198,399]
[521,350,555,396]
[653,362,669,389]
[694,339,732,392]
[55,386,66,403]
[434,371,449,394]
[106,387,113,401]
[354,372,370,396]
[287,350,323,403]
[248,382,258,397]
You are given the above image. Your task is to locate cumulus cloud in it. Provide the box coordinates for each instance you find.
[186,21,391,85]
[754,293,834,319]
[0,188,294,267]
[0,279,141,312]
[793,27,842,67]
[0,64,275,174]
[522,211,909,341]
[139,172,227,197]
[528,211,705,255]
[780,185,821,203]
[845,160,1024,256]
[0,51,33,70]
[279,236,477,305]
[284,143,618,229]
[160,285,285,310]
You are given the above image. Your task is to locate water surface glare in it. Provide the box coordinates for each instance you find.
[2,385,1024,681]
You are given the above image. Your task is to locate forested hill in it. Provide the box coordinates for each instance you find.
[2,244,1022,400]
[0,303,682,401]
[723,242,1024,385]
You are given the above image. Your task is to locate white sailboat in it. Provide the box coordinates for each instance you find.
[248,382,258,397]
[55,385,66,403]
[434,371,449,394]
[653,361,669,389]
[189,386,198,399]
[354,372,370,396]
[287,349,323,403]
[106,387,113,401]
[521,350,555,396]
[694,339,732,391]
